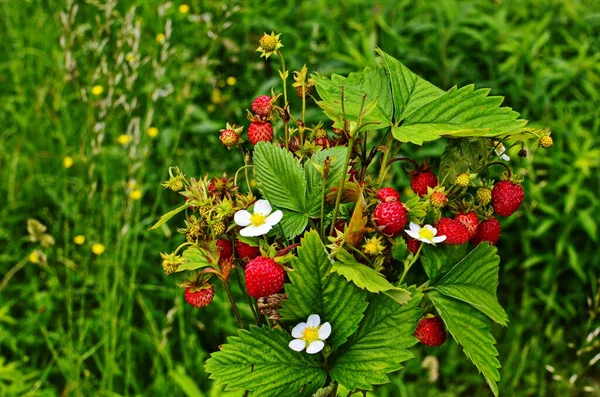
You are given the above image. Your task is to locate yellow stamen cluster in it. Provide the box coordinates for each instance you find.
[302,327,319,343]
[539,135,553,148]
[455,173,471,187]
[250,213,267,227]
[362,236,386,256]
[419,228,435,241]
[477,187,492,205]
[256,32,283,59]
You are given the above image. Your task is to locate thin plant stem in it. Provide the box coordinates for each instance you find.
[399,242,424,284]
[223,279,245,329]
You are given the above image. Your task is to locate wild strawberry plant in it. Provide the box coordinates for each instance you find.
[152,32,552,396]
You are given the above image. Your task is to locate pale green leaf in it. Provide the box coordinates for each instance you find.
[435,285,508,326]
[176,246,212,272]
[305,147,349,217]
[205,326,326,397]
[253,142,307,212]
[330,289,423,391]
[280,231,368,349]
[428,291,500,397]
[149,202,190,230]
[279,210,309,240]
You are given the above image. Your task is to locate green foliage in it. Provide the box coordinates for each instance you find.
[280,231,368,349]
[177,246,213,272]
[205,326,326,397]
[330,289,424,391]
[304,146,349,216]
[439,138,487,187]
[420,244,468,281]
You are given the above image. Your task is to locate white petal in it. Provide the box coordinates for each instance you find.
[291,322,307,338]
[409,222,420,233]
[421,239,435,245]
[501,154,510,161]
[254,199,272,215]
[306,314,321,327]
[305,340,325,354]
[289,339,306,352]
[405,229,420,240]
[318,322,332,340]
[240,224,272,237]
[234,210,252,227]
[433,235,447,243]
[265,210,283,226]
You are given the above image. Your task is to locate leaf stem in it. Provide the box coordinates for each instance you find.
[222,279,245,329]
[399,242,424,284]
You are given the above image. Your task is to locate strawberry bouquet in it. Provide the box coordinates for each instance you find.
[152,32,551,396]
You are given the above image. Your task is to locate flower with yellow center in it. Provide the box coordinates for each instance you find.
[73,235,86,245]
[226,76,237,86]
[129,189,142,200]
[405,222,446,245]
[233,199,283,237]
[117,134,133,145]
[178,4,190,14]
[256,32,283,59]
[146,127,159,138]
[156,33,165,44]
[362,235,386,255]
[91,85,104,96]
[91,243,105,255]
[63,156,74,169]
[29,251,40,263]
[289,314,331,354]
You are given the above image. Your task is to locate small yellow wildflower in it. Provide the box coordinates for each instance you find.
[91,85,104,96]
[362,236,386,256]
[91,243,105,256]
[146,127,159,138]
[63,156,74,169]
[129,189,142,200]
[156,33,165,43]
[73,235,86,245]
[178,4,190,14]
[117,134,133,145]
[29,251,40,263]
[126,53,136,62]
[226,76,237,86]
[207,104,216,113]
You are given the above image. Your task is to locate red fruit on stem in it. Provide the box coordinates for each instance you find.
[315,137,335,148]
[251,95,272,118]
[376,187,400,203]
[407,238,420,254]
[373,201,408,236]
[248,121,274,145]
[415,315,446,347]
[492,181,524,217]
[411,171,438,197]
[184,285,215,308]
[216,238,233,260]
[235,240,261,261]
[437,218,470,245]
[219,129,239,148]
[454,212,479,238]
[471,217,501,246]
[244,257,285,299]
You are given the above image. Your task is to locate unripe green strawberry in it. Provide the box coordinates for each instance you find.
[259,34,277,52]
[477,187,492,205]
[455,173,471,187]
[539,135,553,148]
[244,257,285,299]
[219,129,239,148]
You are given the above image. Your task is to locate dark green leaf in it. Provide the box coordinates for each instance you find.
[305,147,349,217]
[420,244,468,282]
[439,138,487,187]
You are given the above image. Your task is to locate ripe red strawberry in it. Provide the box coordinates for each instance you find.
[454,212,479,238]
[373,201,408,236]
[244,257,285,299]
[235,239,260,261]
[251,95,272,118]
[247,121,273,145]
[407,238,420,254]
[219,129,238,148]
[376,187,400,203]
[471,217,501,246]
[411,171,438,197]
[216,238,233,260]
[437,218,470,245]
[414,315,446,346]
[492,181,524,217]
[184,284,215,308]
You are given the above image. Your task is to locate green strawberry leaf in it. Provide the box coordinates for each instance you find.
[279,210,309,240]
[176,246,212,272]
[439,138,487,188]
[420,244,469,282]
[312,67,393,131]
[331,249,411,304]
[330,289,423,391]
[253,142,307,213]
[428,291,501,397]
[205,326,326,397]
[305,146,349,217]
[279,231,368,349]
[149,201,190,230]
[392,84,528,145]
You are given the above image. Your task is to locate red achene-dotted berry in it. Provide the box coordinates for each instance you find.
[437,218,470,245]
[454,212,479,238]
[184,284,215,308]
[248,121,274,145]
[235,239,261,261]
[492,181,524,217]
[244,257,285,299]
[373,201,408,236]
[251,95,272,118]
[216,238,233,261]
[376,187,400,203]
[471,217,501,246]
[411,171,438,197]
[415,315,446,347]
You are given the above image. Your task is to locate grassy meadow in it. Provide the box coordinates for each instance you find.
[1,0,599,396]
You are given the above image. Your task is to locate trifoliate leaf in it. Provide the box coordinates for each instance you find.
[280,230,368,349]
[254,142,307,213]
[330,289,423,391]
[312,68,392,131]
[331,249,411,304]
[428,291,501,397]
[305,146,349,217]
[205,326,326,397]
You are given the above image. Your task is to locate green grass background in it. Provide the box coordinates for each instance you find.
[1,0,599,395]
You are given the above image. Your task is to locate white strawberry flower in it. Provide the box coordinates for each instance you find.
[495,143,510,161]
[234,199,283,237]
[405,222,446,245]
[288,314,331,354]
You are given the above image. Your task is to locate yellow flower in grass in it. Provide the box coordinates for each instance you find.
[178,4,190,14]
[129,189,142,201]
[226,76,237,86]
[117,134,133,145]
[156,33,165,44]
[146,127,159,138]
[63,156,74,169]
[91,243,105,256]
[29,252,40,263]
[91,85,104,96]
[73,235,86,245]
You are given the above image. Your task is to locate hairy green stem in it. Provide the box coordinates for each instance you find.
[223,279,245,329]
